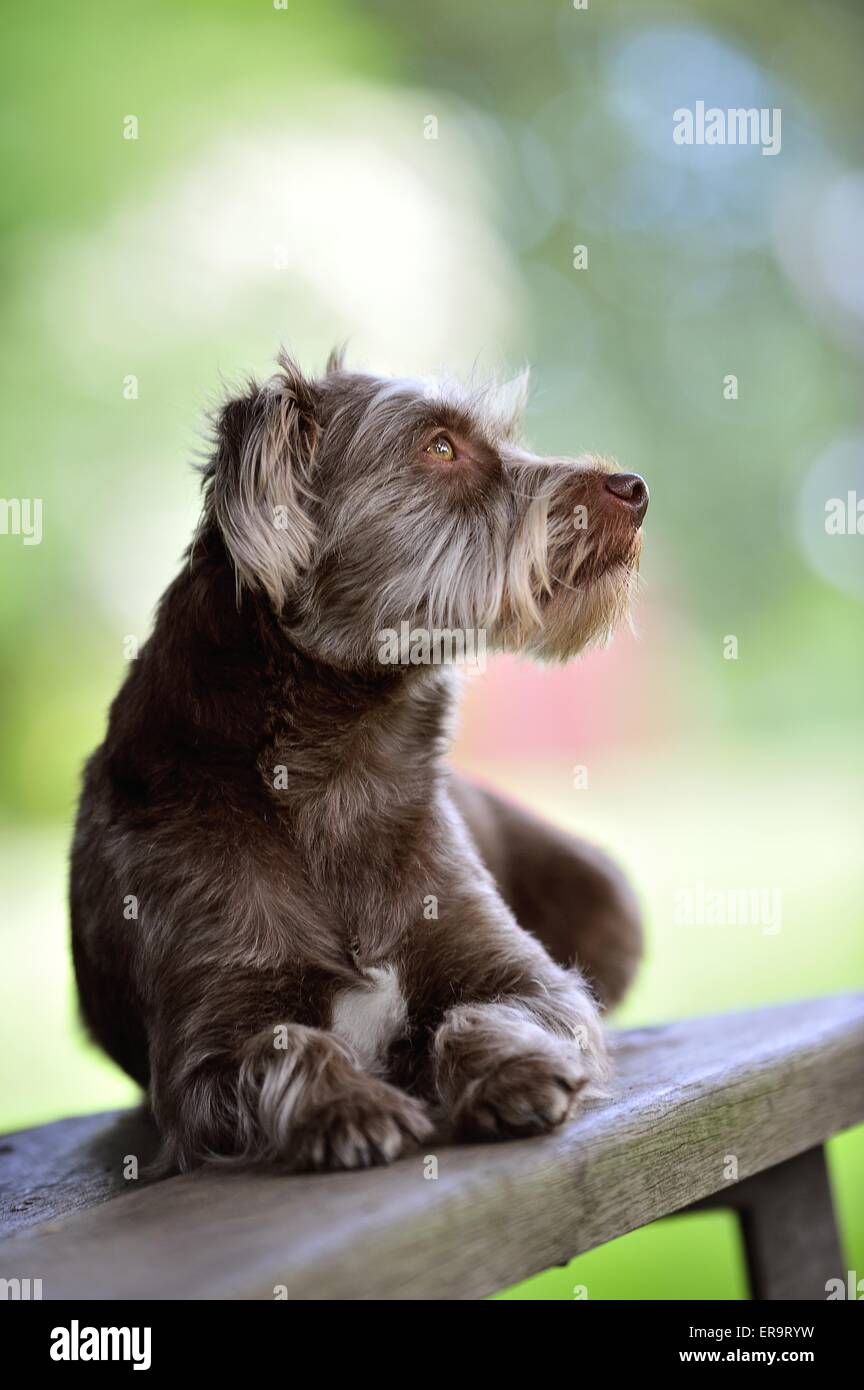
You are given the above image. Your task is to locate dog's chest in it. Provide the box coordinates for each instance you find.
[329,964,408,1073]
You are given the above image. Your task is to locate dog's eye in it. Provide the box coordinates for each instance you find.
[426,433,455,463]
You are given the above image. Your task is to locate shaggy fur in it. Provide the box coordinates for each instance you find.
[70,349,648,1173]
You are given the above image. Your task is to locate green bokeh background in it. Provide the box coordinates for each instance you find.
[1,0,862,1299]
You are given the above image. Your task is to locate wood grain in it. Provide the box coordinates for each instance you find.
[1,994,862,1300]
[0,1108,158,1237]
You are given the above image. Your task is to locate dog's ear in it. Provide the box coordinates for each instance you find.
[325,343,346,375]
[210,352,319,610]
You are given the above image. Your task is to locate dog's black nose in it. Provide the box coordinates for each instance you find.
[605,472,649,527]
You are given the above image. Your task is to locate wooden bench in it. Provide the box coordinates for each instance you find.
[2,994,863,1300]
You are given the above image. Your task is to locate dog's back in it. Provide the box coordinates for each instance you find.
[70,543,251,1089]
[71,748,151,1086]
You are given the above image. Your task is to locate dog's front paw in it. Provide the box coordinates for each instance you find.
[453,1042,592,1141]
[291,1078,433,1172]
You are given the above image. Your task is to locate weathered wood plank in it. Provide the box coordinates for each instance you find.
[0,1108,158,1236]
[1,994,862,1300]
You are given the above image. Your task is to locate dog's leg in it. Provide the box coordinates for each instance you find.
[149,981,431,1173]
[433,967,609,1141]
[449,773,642,1009]
[402,825,611,1140]
[434,996,603,1140]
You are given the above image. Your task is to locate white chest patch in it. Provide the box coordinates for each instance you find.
[330,965,407,1073]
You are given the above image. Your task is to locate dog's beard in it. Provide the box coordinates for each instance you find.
[516,559,640,661]
[491,489,642,662]
[359,498,640,668]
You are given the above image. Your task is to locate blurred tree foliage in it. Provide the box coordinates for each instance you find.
[1,0,862,819]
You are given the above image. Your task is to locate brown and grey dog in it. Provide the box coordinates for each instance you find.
[70,349,648,1174]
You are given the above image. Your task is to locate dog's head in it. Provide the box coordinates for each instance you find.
[202,350,647,668]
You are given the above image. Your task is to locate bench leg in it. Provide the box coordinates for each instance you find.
[737,1146,843,1300]
[689,1145,844,1300]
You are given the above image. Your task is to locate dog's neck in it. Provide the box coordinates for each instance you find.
[147,540,458,954]
[261,612,458,958]
[264,624,456,838]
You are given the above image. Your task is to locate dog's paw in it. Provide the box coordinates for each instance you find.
[453,1043,591,1141]
[291,1079,433,1172]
